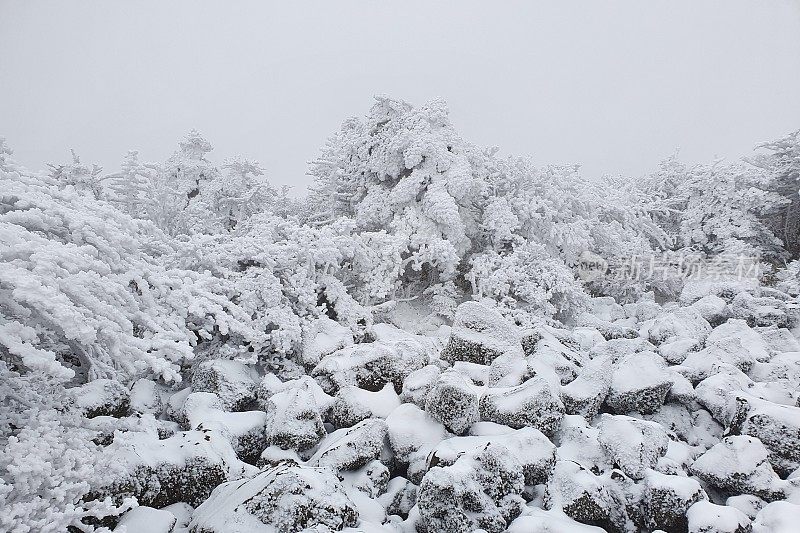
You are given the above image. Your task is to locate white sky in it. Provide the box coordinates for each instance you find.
[1,1,800,194]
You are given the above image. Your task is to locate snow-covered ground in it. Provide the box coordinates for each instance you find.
[46,280,799,533]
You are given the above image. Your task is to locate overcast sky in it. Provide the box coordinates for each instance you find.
[2,1,799,194]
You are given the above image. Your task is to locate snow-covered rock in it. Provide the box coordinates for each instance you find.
[523,326,586,385]
[310,418,387,473]
[299,315,355,368]
[560,354,613,419]
[329,383,401,428]
[182,391,268,464]
[659,337,701,364]
[727,393,800,475]
[707,319,770,364]
[189,464,358,533]
[264,381,327,452]
[554,415,608,474]
[418,443,526,533]
[686,500,751,533]
[597,414,669,480]
[691,294,730,325]
[695,365,754,425]
[191,359,259,412]
[640,306,712,345]
[424,370,481,435]
[103,429,253,508]
[726,494,766,521]
[479,376,564,436]
[386,403,448,460]
[506,509,608,532]
[543,460,629,533]
[113,506,177,533]
[440,301,523,365]
[312,342,426,395]
[690,435,787,501]
[731,291,791,328]
[606,351,672,414]
[398,364,440,408]
[378,476,418,519]
[428,426,556,485]
[72,378,130,418]
[643,469,707,533]
[752,501,800,533]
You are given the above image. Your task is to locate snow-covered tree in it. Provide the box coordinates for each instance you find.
[47,150,103,200]
[102,150,159,219]
[749,130,800,257]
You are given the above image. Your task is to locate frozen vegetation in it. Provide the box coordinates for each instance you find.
[1,97,799,532]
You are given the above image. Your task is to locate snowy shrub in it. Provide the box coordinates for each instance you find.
[0,142,260,382]
[0,364,133,533]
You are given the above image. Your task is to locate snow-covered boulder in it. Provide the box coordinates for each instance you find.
[695,366,755,425]
[310,418,387,473]
[523,326,586,385]
[312,342,426,395]
[755,326,800,354]
[328,383,400,428]
[640,306,712,345]
[441,301,523,365]
[378,476,418,519]
[256,374,334,412]
[113,506,177,533]
[690,435,787,501]
[428,426,556,485]
[707,319,770,363]
[576,312,637,340]
[597,414,669,480]
[686,500,751,533]
[752,501,800,533]
[605,351,672,414]
[726,494,766,521]
[643,469,707,533]
[424,370,480,435]
[417,443,526,533]
[72,378,130,418]
[299,315,355,368]
[560,354,613,419]
[659,337,701,364]
[182,391,268,464]
[691,294,730,325]
[681,345,758,383]
[553,415,608,474]
[479,376,564,436]
[543,460,629,533]
[342,459,390,498]
[730,291,791,328]
[487,353,535,387]
[727,394,800,475]
[399,364,440,408]
[385,403,448,483]
[191,359,259,412]
[189,464,358,533]
[264,381,327,452]
[102,429,253,508]
[507,509,609,533]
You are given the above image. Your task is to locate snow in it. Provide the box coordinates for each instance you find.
[2,96,800,533]
[113,506,177,533]
[686,500,751,533]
